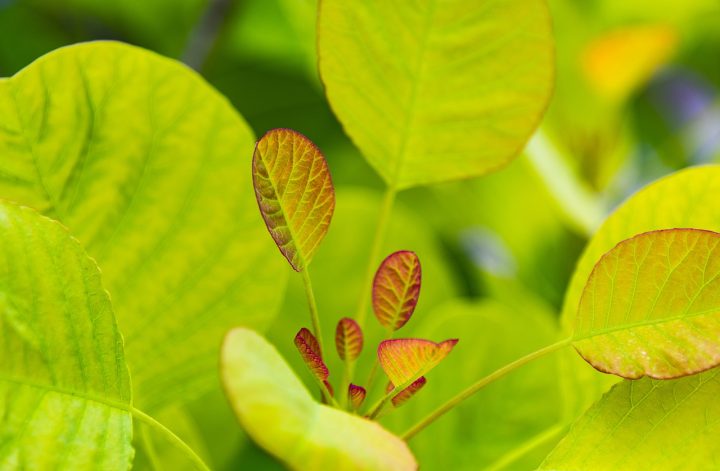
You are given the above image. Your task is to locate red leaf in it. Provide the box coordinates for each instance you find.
[335,317,363,361]
[391,377,427,407]
[294,328,328,381]
[348,384,367,410]
[372,251,421,331]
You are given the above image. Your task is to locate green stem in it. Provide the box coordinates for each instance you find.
[140,424,163,470]
[132,407,211,471]
[301,266,324,355]
[401,337,573,440]
[485,423,565,471]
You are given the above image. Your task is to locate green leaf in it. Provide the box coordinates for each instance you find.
[540,369,720,470]
[221,327,417,471]
[563,165,720,330]
[373,251,422,331]
[0,41,287,409]
[0,202,133,469]
[253,128,336,271]
[318,0,554,189]
[378,338,458,388]
[335,317,363,361]
[573,228,720,379]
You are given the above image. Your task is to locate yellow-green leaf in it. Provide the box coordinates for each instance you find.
[0,41,286,409]
[221,328,417,471]
[563,165,720,331]
[0,202,132,469]
[540,369,720,470]
[253,128,335,271]
[318,0,554,188]
[574,229,720,379]
[373,251,422,331]
[378,338,458,387]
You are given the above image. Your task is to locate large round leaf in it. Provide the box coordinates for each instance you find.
[0,202,132,469]
[0,41,286,409]
[318,0,554,189]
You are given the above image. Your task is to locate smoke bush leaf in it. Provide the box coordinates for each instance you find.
[221,328,417,471]
[0,202,132,469]
[573,229,720,379]
[348,384,367,410]
[318,0,554,188]
[378,338,458,388]
[335,317,363,361]
[253,128,335,271]
[0,41,286,409]
[373,251,422,331]
[294,327,329,382]
[390,377,427,408]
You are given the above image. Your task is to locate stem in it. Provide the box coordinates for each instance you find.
[485,423,565,471]
[401,337,572,440]
[132,407,211,471]
[355,186,397,329]
[301,266,324,355]
[140,424,163,470]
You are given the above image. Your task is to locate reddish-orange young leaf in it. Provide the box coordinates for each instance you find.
[390,377,427,407]
[335,317,363,361]
[348,384,366,410]
[324,380,334,397]
[294,328,328,381]
[372,251,421,331]
[252,128,335,271]
[378,338,458,387]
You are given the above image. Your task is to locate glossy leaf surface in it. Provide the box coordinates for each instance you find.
[253,128,335,271]
[541,370,720,470]
[379,338,458,387]
[373,251,422,331]
[318,0,554,188]
[573,229,720,379]
[0,202,132,469]
[335,317,363,361]
[0,42,286,409]
[221,328,417,471]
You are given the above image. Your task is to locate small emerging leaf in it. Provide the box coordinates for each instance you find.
[390,377,427,408]
[348,384,367,410]
[373,251,422,331]
[253,128,335,271]
[294,328,329,381]
[574,229,720,379]
[335,317,364,361]
[378,338,458,387]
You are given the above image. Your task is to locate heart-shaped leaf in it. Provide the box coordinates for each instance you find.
[335,317,363,361]
[252,128,335,271]
[378,338,458,388]
[573,228,720,379]
[373,251,422,331]
[318,0,554,188]
[294,327,329,382]
[348,384,367,410]
[389,377,427,408]
[540,370,720,470]
[0,41,286,409]
[0,202,132,469]
[221,328,417,470]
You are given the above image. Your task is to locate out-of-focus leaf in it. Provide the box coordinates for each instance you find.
[335,317,363,361]
[563,165,720,330]
[574,229,720,379]
[0,202,132,469]
[379,338,458,388]
[221,328,417,471]
[318,0,554,188]
[294,327,329,382]
[348,384,367,410]
[390,377,427,408]
[0,42,286,409]
[253,128,335,271]
[540,369,720,470]
[373,250,421,331]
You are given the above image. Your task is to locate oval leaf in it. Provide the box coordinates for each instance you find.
[540,370,720,470]
[574,229,720,379]
[294,327,329,381]
[378,338,458,387]
[221,328,417,471]
[0,202,132,469]
[0,41,286,409]
[318,0,554,188]
[390,377,427,408]
[253,128,335,271]
[335,317,364,361]
[348,384,367,410]
[373,251,422,331]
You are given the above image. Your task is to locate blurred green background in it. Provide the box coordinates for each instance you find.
[2,0,719,469]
